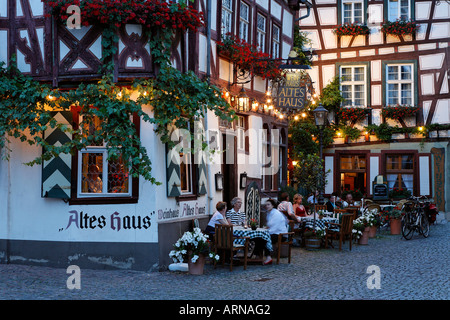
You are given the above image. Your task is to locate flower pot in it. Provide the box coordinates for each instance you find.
[358,227,370,245]
[368,226,377,238]
[188,254,206,275]
[305,238,321,251]
[390,218,401,235]
[251,225,257,230]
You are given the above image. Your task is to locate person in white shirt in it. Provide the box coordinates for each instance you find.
[342,193,354,208]
[204,201,229,236]
[261,199,289,265]
[277,192,300,222]
[307,190,319,204]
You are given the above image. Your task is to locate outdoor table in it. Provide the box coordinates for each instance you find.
[233,226,273,252]
[298,216,339,231]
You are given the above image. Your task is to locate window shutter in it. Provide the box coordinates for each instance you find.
[41,111,72,199]
[166,130,181,197]
[197,149,207,195]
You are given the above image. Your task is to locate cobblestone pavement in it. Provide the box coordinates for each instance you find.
[1,222,449,301]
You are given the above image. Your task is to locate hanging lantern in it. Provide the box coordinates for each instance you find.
[237,86,249,112]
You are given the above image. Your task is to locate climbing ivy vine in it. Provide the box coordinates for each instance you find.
[0,1,234,184]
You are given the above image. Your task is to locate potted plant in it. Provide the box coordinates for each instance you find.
[249,218,258,230]
[353,214,371,245]
[382,208,403,235]
[318,210,325,220]
[368,210,382,238]
[304,228,324,250]
[169,227,219,275]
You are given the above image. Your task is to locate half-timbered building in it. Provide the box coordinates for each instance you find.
[297,0,450,212]
[0,0,296,270]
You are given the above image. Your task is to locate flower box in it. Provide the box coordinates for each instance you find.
[381,105,419,121]
[333,23,370,37]
[338,107,368,123]
[217,33,282,80]
[381,20,419,36]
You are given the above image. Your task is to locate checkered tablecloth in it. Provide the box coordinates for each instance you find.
[233,227,273,252]
[299,217,340,231]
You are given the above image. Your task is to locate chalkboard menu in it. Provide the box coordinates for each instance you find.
[373,184,388,200]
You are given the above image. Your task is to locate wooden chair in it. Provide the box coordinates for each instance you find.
[332,208,347,220]
[345,207,359,220]
[314,205,327,212]
[214,224,249,271]
[275,230,295,264]
[324,214,354,251]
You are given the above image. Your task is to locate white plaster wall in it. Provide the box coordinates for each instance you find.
[0,102,214,244]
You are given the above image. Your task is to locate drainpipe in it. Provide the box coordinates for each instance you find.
[296,0,312,22]
[204,0,214,216]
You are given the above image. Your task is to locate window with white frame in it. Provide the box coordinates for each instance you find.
[340,65,367,107]
[221,0,233,37]
[388,0,411,21]
[386,64,414,106]
[272,25,280,59]
[78,116,131,197]
[342,0,364,24]
[239,1,249,42]
[256,13,266,52]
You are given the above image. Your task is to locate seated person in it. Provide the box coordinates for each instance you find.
[204,201,229,236]
[307,190,319,204]
[277,192,300,222]
[293,194,307,217]
[326,195,338,212]
[342,193,355,208]
[259,199,289,265]
[226,197,246,226]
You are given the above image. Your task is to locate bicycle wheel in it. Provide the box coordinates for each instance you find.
[401,215,414,240]
[420,213,430,238]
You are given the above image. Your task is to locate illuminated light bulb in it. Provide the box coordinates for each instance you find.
[301,112,307,118]
[224,91,229,97]
[418,126,424,131]
[311,100,316,105]
[47,95,56,101]
[266,91,271,96]
[117,92,122,98]
[279,114,284,119]
[292,161,298,166]
[337,132,342,137]
[294,115,299,121]
[268,105,273,110]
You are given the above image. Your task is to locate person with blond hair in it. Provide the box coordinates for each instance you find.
[293,194,307,217]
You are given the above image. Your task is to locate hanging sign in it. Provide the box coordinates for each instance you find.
[276,73,307,110]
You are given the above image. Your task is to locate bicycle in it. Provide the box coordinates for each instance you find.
[400,196,430,240]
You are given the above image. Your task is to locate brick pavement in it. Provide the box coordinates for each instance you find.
[1,222,449,301]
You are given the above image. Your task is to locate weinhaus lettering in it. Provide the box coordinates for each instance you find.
[65,210,151,231]
[157,203,206,221]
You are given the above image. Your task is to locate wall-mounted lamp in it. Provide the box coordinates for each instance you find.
[215,172,223,191]
[237,86,249,112]
[239,172,247,189]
